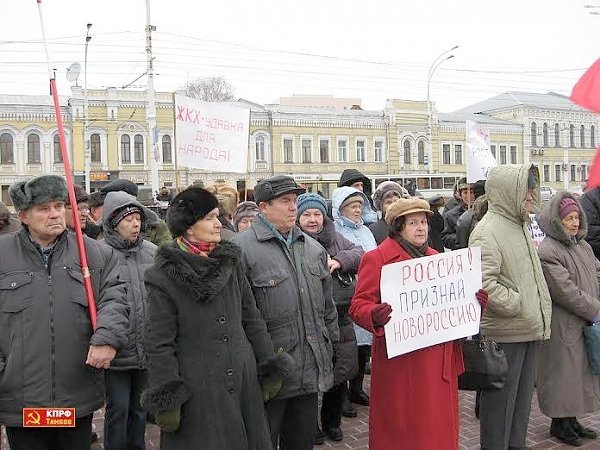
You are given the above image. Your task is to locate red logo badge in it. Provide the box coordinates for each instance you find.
[23,408,76,427]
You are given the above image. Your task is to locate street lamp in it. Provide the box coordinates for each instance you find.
[426,45,458,174]
[84,23,92,193]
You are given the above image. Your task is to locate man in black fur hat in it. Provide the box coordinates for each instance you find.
[0,175,129,450]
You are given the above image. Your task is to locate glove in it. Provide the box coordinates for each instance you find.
[261,376,283,402]
[371,302,392,327]
[156,405,181,433]
[476,289,489,311]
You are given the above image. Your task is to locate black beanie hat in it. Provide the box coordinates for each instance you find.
[166,187,219,237]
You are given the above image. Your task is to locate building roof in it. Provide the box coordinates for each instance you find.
[0,94,69,107]
[454,91,585,115]
[438,110,518,126]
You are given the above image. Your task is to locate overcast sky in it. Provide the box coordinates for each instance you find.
[1,0,599,112]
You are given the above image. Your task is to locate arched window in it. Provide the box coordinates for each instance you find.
[554,123,560,147]
[542,123,548,147]
[90,133,101,162]
[27,133,41,164]
[570,124,575,148]
[592,125,596,148]
[417,140,425,165]
[134,134,144,163]
[0,133,14,164]
[580,125,586,148]
[531,122,537,147]
[403,139,411,164]
[121,135,131,163]
[53,134,62,163]
[255,135,265,161]
[162,135,172,163]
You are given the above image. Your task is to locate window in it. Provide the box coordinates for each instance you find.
[442,144,451,164]
[531,122,537,147]
[571,164,576,182]
[255,135,265,161]
[543,164,550,183]
[90,133,101,162]
[490,144,496,159]
[418,141,425,165]
[592,126,596,148]
[374,140,383,162]
[582,165,588,181]
[510,145,517,164]
[570,124,575,148]
[134,134,144,164]
[0,133,13,164]
[542,123,548,147]
[53,134,63,163]
[403,140,411,164]
[580,125,586,148]
[27,133,41,164]
[284,139,294,163]
[162,135,172,163]
[499,145,507,165]
[356,139,365,162]
[302,139,312,163]
[555,164,562,182]
[454,144,462,165]
[337,139,347,162]
[121,135,131,163]
[555,123,560,147]
[319,139,328,163]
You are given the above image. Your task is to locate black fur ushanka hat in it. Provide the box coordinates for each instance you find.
[166,187,219,237]
[9,175,67,211]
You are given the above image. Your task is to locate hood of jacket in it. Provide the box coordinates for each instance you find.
[537,190,586,246]
[331,186,372,228]
[102,191,147,250]
[338,169,371,192]
[153,240,240,303]
[486,164,541,224]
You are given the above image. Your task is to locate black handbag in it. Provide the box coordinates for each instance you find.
[458,335,508,391]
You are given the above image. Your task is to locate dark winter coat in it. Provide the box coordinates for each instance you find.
[0,229,129,426]
[428,207,445,253]
[303,217,362,385]
[369,218,388,245]
[580,187,600,260]
[102,192,157,370]
[536,191,600,417]
[441,202,466,250]
[234,217,340,398]
[142,241,278,450]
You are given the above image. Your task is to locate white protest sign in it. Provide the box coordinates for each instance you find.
[466,120,497,183]
[527,214,545,248]
[174,94,250,173]
[381,247,482,359]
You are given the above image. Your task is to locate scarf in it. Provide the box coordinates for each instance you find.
[394,235,429,259]
[176,236,218,257]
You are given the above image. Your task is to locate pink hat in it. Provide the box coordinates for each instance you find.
[559,197,579,219]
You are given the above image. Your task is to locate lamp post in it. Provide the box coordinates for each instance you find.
[84,23,92,193]
[426,45,458,174]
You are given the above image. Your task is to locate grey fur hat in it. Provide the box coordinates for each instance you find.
[372,181,410,211]
[9,175,67,211]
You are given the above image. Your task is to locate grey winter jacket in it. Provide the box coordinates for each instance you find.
[0,229,129,426]
[441,202,466,250]
[102,192,157,370]
[234,217,340,398]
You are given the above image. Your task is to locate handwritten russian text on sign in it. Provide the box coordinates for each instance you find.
[381,247,482,359]
[174,94,250,173]
[466,120,497,183]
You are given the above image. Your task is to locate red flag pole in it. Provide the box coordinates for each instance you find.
[36,0,98,330]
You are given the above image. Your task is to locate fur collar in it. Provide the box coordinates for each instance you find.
[154,240,241,302]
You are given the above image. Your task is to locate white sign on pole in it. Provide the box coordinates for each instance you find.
[381,247,483,359]
[174,94,250,173]
[466,120,497,183]
[527,214,546,248]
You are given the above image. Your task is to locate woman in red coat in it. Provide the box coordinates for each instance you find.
[349,197,487,450]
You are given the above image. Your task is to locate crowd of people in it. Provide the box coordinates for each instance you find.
[0,164,599,450]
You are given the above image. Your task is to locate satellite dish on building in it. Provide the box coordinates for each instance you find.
[66,62,81,85]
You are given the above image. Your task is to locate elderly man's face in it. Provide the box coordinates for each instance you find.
[19,201,66,246]
[65,202,89,230]
[259,193,298,234]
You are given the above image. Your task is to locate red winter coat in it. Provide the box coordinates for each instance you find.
[349,237,464,450]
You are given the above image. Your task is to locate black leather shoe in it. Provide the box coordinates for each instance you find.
[91,432,99,443]
[314,427,325,445]
[342,402,357,418]
[349,389,369,406]
[569,417,598,439]
[551,418,584,447]
[325,426,343,442]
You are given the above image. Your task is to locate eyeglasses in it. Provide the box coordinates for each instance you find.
[66,204,89,213]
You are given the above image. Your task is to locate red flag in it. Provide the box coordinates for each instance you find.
[586,147,600,190]
[571,58,600,114]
